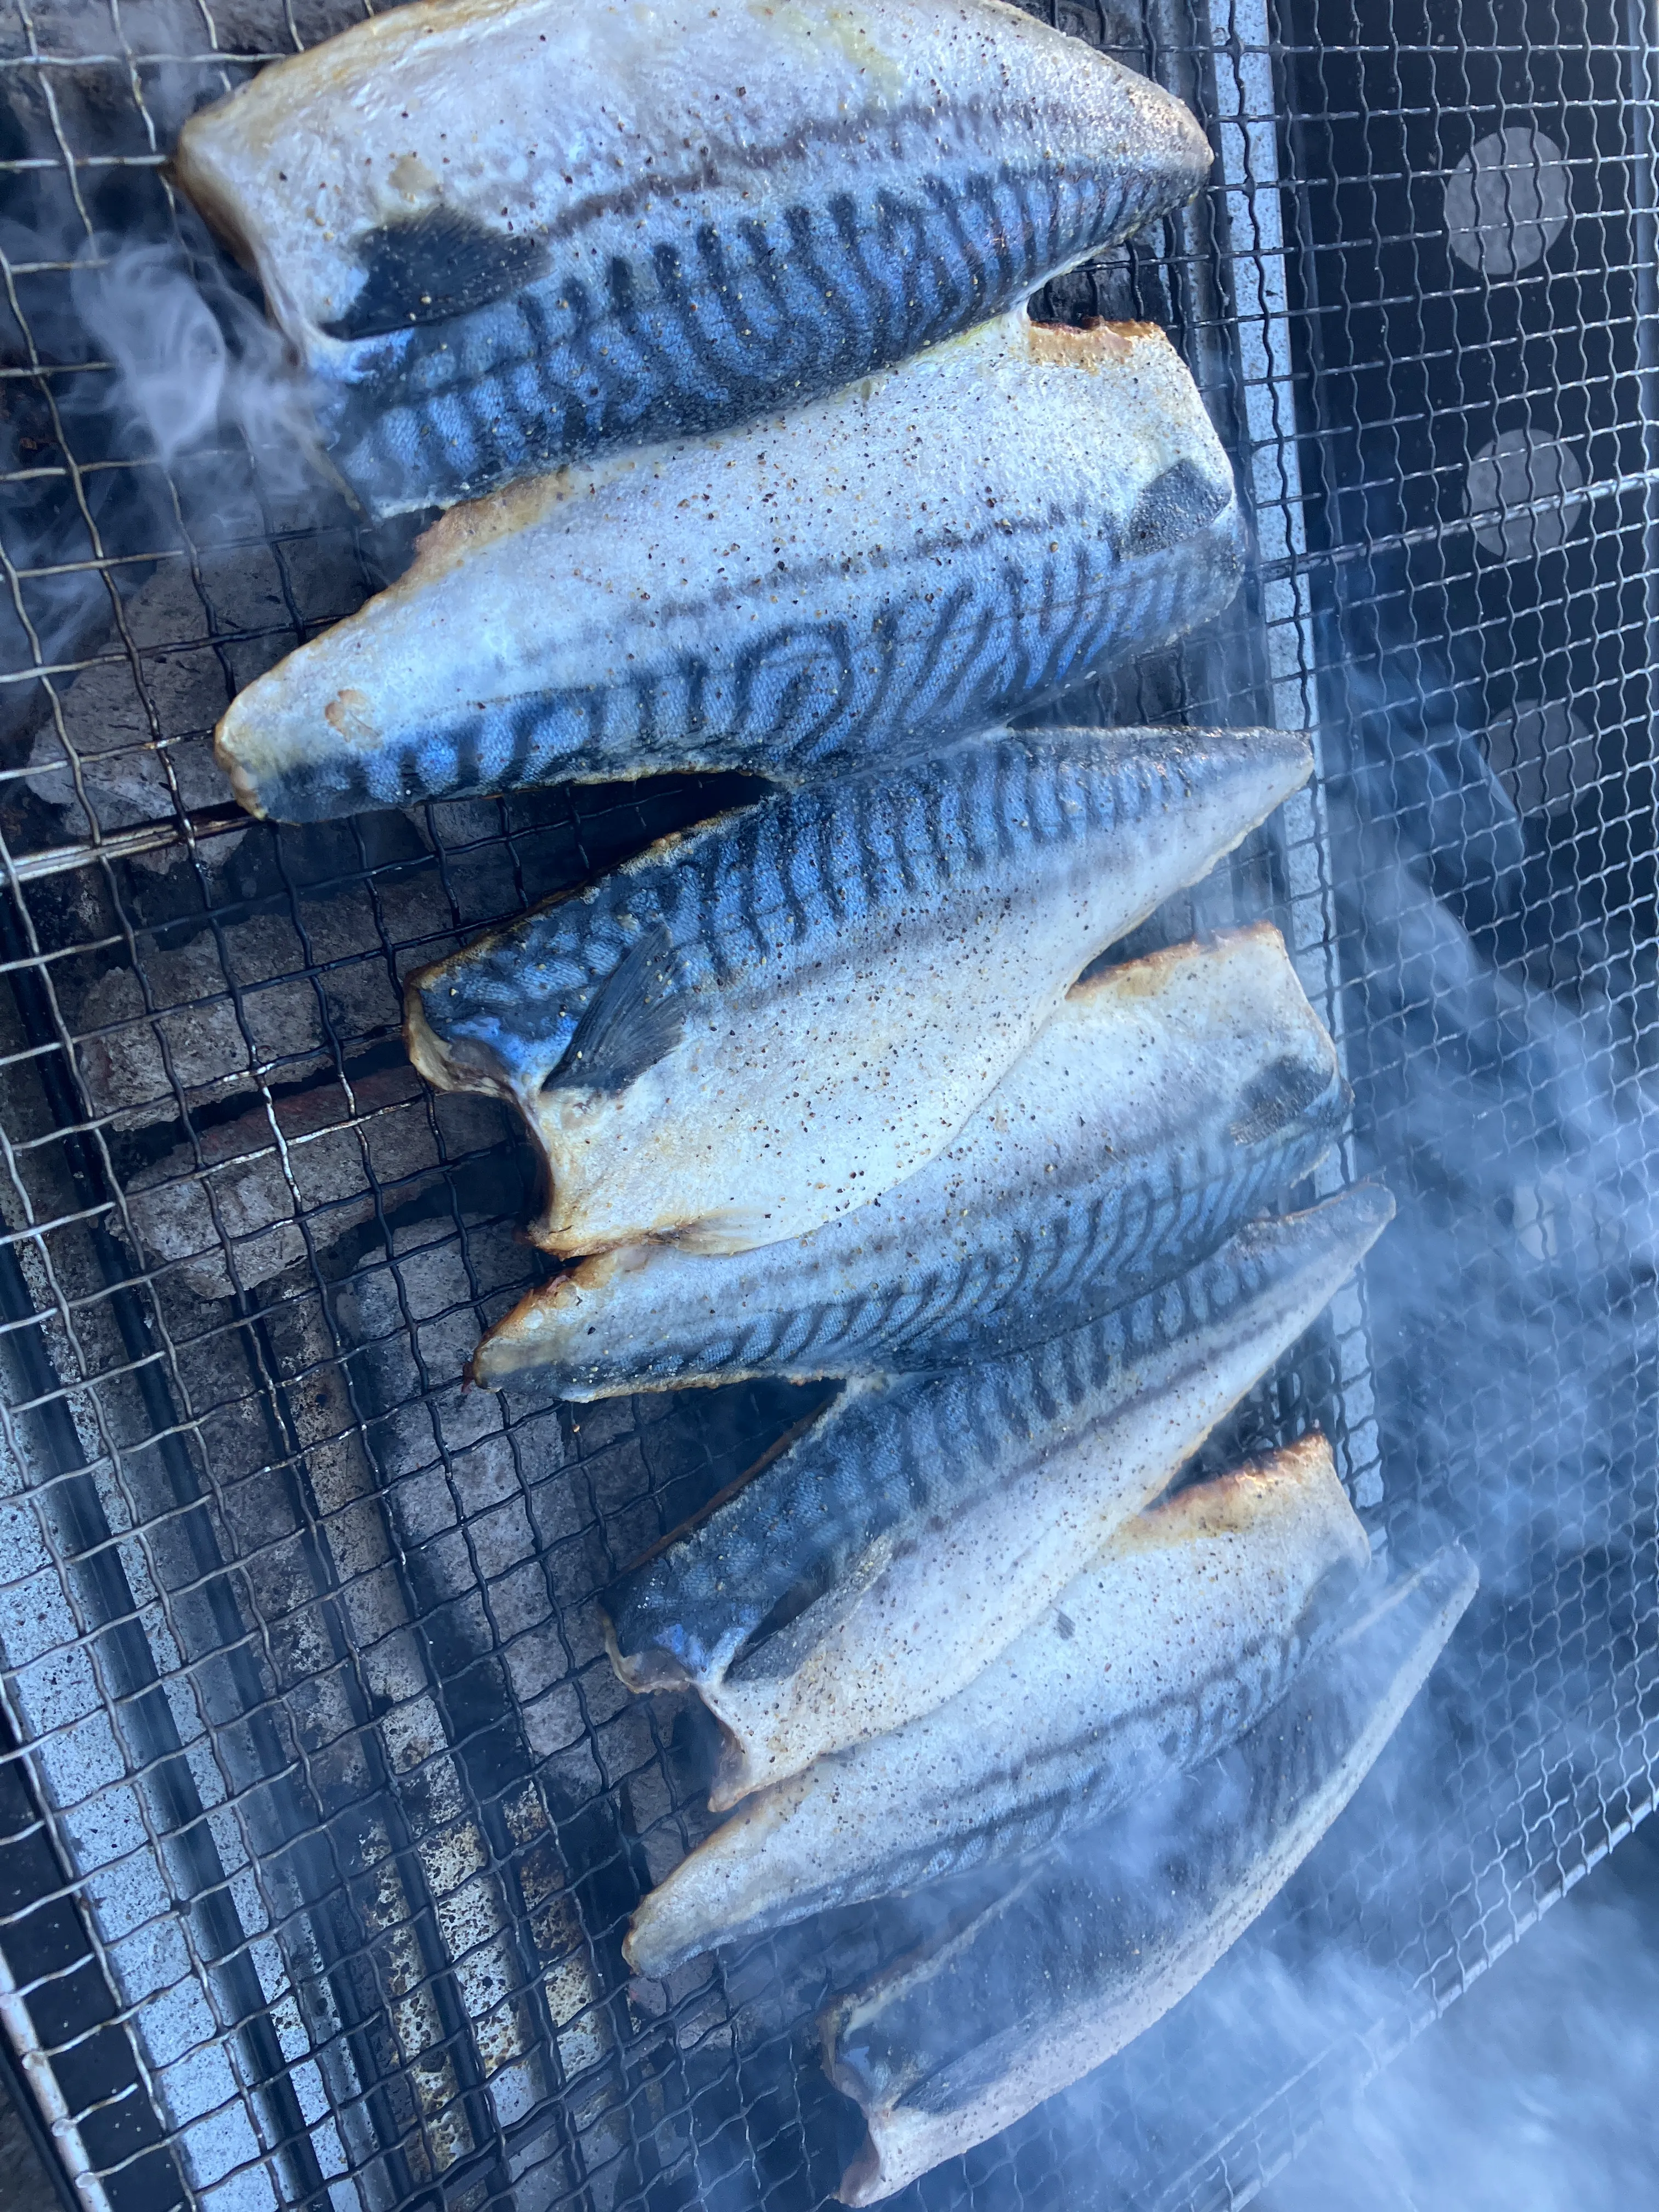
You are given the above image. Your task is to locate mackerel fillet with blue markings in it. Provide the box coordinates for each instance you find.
[604,1185,1393,1804]
[215,314,1248,821]
[823,1544,1477,2204]
[622,1434,1370,1978]
[404,726,1311,1260]
[172,0,1213,519]
[473,924,1347,1393]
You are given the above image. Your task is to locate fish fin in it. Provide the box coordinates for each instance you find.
[544,923,685,1095]
[670,1206,806,1256]
[324,209,550,341]
[1227,1052,1345,1146]
[1120,457,1231,560]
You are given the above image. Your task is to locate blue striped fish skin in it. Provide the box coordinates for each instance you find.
[823,1546,1478,2205]
[407,727,1311,1261]
[603,1184,1393,1702]
[214,315,1245,823]
[621,1436,1370,1978]
[172,0,1212,519]
[474,924,1347,1394]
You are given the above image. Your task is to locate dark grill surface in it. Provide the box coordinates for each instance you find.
[0,3,1653,2210]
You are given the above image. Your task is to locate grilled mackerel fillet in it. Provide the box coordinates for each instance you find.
[606,1186,1393,1804]
[475,924,1347,1392]
[173,0,1211,518]
[407,727,1310,1260]
[215,314,1246,821]
[822,1545,1477,2203]
[624,1434,1370,1977]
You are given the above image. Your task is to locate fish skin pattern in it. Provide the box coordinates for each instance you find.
[821,1545,1478,2204]
[473,923,1347,1394]
[602,1186,1393,1778]
[213,315,1246,822]
[405,726,1311,1260]
[621,1435,1370,1978]
[172,0,1213,518]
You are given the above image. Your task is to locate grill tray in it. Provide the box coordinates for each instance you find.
[0,3,1654,2209]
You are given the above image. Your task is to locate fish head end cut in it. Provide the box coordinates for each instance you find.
[470,1246,650,1393]
[214,635,404,823]
[602,1532,770,1699]
[212,707,270,820]
[403,958,523,1105]
[600,1603,699,1698]
[831,2109,968,2208]
[404,935,683,1256]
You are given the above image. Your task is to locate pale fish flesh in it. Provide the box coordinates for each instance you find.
[406,727,1310,1260]
[171,0,1212,519]
[605,1185,1392,1805]
[623,1433,1370,1978]
[214,314,1246,821]
[475,923,1346,1392]
[821,1544,1478,2204]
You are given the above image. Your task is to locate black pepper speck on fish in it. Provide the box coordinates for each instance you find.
[474,924,1347,1394]
[213,314,1246,821]
[172,0,1213,518]
[406,726,1311,1261]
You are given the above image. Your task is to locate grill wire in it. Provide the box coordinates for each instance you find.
[0,2,1655,2209]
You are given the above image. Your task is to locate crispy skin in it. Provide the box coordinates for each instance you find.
[212,317,1246,820]
[823,1545,1478,2203]
[623,1436,1370,1978]
[475,924,1348,1392]
[604,1186,1393,1798]
[405,727,1312,1260]
[173,0,1211,516]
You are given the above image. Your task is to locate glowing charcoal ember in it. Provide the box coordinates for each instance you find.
[212,315,1246,821]
[473,923,1347,1393]
[171,0,1212,518]
[402,726,1311,1261]
[605,1187,1393,1803]
[622,1434,1370,1978]
[821,1545,1478,2204]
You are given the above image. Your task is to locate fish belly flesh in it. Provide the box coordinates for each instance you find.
[214,315,1246,821]
[623,1434,1369,1978]
[605,1185,1392,1803]
[172,0,1212,518]
[475,922,1346,1392]
[406,727,1310,1259]
[822,1544,1477,2204]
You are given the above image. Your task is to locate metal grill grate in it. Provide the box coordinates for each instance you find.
[0,3,1653,2210]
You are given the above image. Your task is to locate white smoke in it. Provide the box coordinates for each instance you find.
[1264,1828,1659,2211]
[71,239,229,462]
[70,233,324,502]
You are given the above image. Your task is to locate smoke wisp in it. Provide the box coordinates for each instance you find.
[69,232,321,495]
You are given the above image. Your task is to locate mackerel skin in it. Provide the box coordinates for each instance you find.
[172,0,1212,520]
[604,1184,1393,1799]
[213,315,1246,821]
[822,1545,1478,2205]
[623,1435,1369,1978]
[407,727,1310,1260]
[475,924,1346,1392]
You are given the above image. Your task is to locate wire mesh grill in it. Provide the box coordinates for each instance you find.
[0,2,1654,2209]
